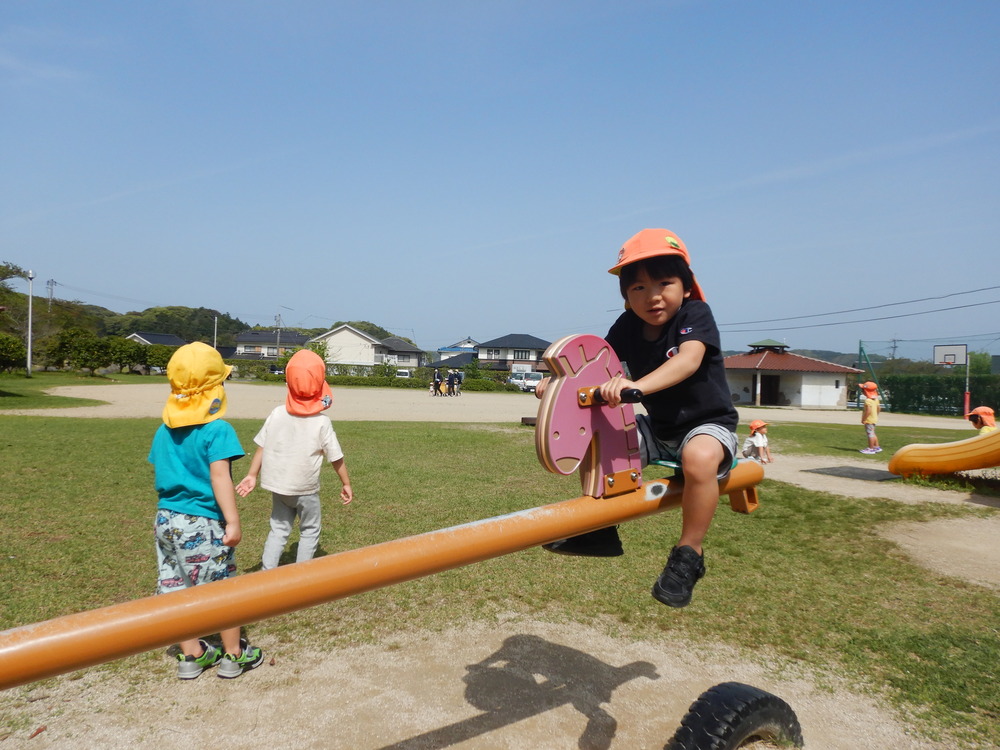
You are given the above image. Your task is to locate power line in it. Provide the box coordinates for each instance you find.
[721,285,1000,326]
[720,299,1000,333]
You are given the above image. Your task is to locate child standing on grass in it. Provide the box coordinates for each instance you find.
[741,420,773,463]
[536,228,739,609]
[236,349,353,570]
[149,342,264,680]
[859,381,882,454]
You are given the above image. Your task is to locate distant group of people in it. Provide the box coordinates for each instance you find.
[430,368,462,397]
[150,344,352,681]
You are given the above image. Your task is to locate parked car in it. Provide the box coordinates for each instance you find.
[395,369,412,378]
[521,371,545,393]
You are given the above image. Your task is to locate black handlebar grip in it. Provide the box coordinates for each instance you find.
[593,387,644,404]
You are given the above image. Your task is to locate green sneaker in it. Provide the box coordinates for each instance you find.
[217,638,265,679]
[176,639,222,680]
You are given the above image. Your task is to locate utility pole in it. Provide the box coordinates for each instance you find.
[46,279,56,312]
[26,270,34,378]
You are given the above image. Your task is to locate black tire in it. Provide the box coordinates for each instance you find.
[666,682,804,750]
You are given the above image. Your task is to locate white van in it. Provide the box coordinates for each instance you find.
[395,369,411,378]
[507,372,526,388]
[521,372,545,393]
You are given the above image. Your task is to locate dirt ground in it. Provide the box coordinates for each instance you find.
[2,385,998,749]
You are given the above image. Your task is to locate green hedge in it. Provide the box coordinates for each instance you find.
[228,360,525,394]
[879,374,1000,415]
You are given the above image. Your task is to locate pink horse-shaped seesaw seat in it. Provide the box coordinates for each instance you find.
[534,333,759,513]
[535,334,643,498]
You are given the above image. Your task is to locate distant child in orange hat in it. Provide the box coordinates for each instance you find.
[536,228,739,609]
[966,406,997,434]
[236,349,353,570]
[858,381,882,454]
[741,420,773,463]
[149,342,264,680]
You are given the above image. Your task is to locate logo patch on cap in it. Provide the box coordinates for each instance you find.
[208,398,222,415]
[666,236,681,249]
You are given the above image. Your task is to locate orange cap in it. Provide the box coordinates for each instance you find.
[859,381,879,396]
[749,420,768,434]
[285,349,334,417]
[608,229,706,301]
[966,406,995,427]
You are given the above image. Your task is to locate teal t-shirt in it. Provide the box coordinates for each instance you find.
[149,420,244,520]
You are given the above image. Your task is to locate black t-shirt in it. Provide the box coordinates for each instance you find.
[606,300,738,441]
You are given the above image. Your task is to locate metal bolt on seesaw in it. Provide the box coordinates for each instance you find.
[0,334,763,692]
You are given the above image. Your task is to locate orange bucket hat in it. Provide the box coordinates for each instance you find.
[859,381,879,396]
[607,229,706,301]
[966,406,995,427]
[285,349,333,417]
[163,342,232,428]
[749,419,768,434]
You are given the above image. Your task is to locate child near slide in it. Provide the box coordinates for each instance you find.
[967,406,997,434]
[859,381,882,454]
[236,349,353,570]
[149,342,265,680]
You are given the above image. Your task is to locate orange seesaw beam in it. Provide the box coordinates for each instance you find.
[0,461,762,691]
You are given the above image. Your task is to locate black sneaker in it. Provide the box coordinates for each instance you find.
[651,545,705,608]
[542,526,624,557]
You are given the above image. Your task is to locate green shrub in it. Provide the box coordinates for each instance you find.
[879,374,1000,415]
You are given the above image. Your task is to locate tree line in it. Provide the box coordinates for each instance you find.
[0,262,418,373]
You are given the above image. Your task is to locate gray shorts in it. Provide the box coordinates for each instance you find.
[634,414,738,480]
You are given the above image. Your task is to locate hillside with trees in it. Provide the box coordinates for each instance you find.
[0,262,425,373]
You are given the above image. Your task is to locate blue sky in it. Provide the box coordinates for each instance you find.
[3,1,999,360]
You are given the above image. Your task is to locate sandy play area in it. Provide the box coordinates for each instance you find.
[2,384,997,749]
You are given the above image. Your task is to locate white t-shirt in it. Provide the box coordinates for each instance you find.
[742,433,768,454]
[254,406,344,496]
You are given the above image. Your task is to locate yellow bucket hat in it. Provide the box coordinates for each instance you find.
[163,342,233,428]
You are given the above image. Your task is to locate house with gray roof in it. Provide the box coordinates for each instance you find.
[233,329,310,360]
[476,333,551,373]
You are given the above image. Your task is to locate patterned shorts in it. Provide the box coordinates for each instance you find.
[865,423,877,437]
[154,510,236,595]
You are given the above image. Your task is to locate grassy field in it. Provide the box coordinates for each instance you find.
[1,377,999,746]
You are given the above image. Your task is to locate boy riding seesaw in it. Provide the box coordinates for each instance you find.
[535,229,748,609]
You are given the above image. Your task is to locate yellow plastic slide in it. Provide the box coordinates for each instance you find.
[888,429,1000,477]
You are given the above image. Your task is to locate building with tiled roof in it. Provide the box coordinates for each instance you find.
[725,340,862,409]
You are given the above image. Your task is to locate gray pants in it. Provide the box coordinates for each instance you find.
[261,492,322,570]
